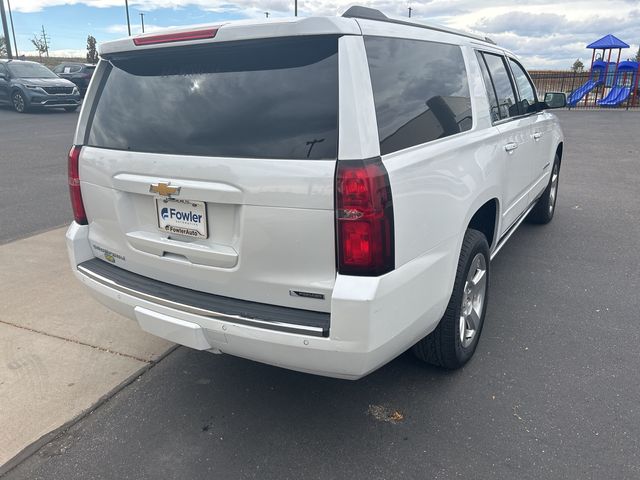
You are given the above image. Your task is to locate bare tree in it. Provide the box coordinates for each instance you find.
[31,33,48,59]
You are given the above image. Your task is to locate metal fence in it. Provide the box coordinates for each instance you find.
[529,70,640,109]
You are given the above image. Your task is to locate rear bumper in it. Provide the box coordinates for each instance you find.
[67,222,456,379]
[77,257,330,337]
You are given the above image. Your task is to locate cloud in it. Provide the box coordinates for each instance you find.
[21,48,86,57]
[10,0,640,69]
[104,23,167,34]
[470,7,640,68]
[474,13,568,37]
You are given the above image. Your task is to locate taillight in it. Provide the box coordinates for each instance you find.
[335,157,394,276]
[133,28,218,46]
[68,145,87,225]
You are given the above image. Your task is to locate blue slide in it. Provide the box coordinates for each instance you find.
[567,60,608,107]
[597,60,638,107]
[567,79,600,106]
[597,87,631,106]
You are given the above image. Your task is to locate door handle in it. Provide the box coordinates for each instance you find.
[504,142,519,152]
[533,132,543,141]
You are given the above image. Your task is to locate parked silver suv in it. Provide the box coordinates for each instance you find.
[0,60,81,112]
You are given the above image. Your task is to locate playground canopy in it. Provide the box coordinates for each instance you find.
[587,34,630,49]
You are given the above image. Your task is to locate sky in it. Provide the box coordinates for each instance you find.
[5,0,640,69]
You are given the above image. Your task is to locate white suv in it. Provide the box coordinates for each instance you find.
[66,7,565,379]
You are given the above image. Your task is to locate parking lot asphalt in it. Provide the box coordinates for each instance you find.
[4,110,640,479]
[0,106,78,244]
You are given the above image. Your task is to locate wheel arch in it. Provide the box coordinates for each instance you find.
[467,198,500,251]
[555,142,563,168]
[10,85,26,96]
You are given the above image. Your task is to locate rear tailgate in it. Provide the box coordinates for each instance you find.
[77,35,341,313]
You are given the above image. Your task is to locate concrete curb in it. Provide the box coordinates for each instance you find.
[0,345,179,477]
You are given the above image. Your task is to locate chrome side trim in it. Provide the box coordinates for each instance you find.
[76,265,326,337]
[490,200,537,261]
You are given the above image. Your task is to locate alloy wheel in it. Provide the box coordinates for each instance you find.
[459,253,487,348]
[548,163,559,215]
[13,92,25,113]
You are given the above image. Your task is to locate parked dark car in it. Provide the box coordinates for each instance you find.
[53,62,96,96]
[0,60,81,113]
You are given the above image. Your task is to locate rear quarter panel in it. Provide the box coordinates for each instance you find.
[380,44,503,283]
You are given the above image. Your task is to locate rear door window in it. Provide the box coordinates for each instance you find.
[87,36,339,160]
[476,52,501,123]
[508,58,539,114]
[481,53,519,119]
[364,36,472,155]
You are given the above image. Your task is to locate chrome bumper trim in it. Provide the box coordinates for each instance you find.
[76,264,327,337]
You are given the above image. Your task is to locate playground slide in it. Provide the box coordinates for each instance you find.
[598,87,631,106]
[567,80,600,106]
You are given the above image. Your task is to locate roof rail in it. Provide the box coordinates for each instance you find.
[342,6,496,45]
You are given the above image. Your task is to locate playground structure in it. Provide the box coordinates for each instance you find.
[568,34,640,108]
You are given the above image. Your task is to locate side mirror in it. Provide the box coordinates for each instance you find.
[543,92,567,109]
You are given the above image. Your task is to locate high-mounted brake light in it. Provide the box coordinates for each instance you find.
[133,28,218,46]
[335,158,394,276]
[68,145,87,225]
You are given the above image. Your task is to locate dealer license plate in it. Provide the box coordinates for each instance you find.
[156,198,208,239]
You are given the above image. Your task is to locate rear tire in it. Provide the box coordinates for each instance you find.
[12,91,28,113]
[527,155,560,224]
[413,229,490,369]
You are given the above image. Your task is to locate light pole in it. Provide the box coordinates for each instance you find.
[7,0,16,56]
[139,12,145,33]
[294,0,297,16]
[0,0,13,58]
[124,0,131,36]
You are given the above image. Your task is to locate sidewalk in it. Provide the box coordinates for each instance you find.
[0,227,173,472]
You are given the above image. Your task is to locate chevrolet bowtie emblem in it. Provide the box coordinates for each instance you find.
[149,182,181,197]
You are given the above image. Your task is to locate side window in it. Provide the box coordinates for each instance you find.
[63,66,72,73]
[482,53,519,119]
[69,65,82,73]
[475,52,501,122]
[508,58,538,114]
[0,64,8,77]
[364,36,472,155]
[52,65,63,73]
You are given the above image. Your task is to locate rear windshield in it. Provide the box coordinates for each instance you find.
[86,36,339,160]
